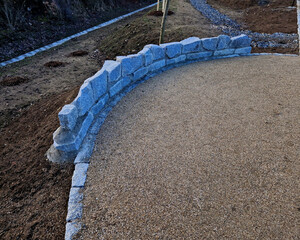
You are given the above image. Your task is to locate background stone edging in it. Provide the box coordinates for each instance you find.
[0,2,157,68]
[50,34,254,239]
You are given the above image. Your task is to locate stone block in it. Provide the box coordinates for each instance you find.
[202,37,218,51]
[54,112,94,152]
[138,48,153,66]
[186,51,213,60]
[217,35,231,50]
[91,93,109,115]
[66,202,83,222]
[234,47,252,55]
[58,104,78,131]
[214,48,235,56]
[132,66,148,81]
[148,59,166,72]
[68,187,83,204]
[160,42,182,58]
[229,34,251,48]
[145,44,165,60]
[166,54,186,65]
[74,134,96,164]
[65,222,81,240]
[109,76,131,97]
[180,37,201,53]
[86,70,108,100]
[72,163,89,187]
[116,54,143,75]
[102,60,121,83]
[74,81,94,117]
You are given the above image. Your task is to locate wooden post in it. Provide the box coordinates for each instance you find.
[159,0,170,45]
[157,0,160,11]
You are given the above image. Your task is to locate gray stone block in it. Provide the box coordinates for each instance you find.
[217,35,231,50]
[145,44,165,60]
[132,66,148,81]
[214,48,235,56]
[186,51,213,60]
[148,59,165,72]
[202,37,218,51]
[109,76,131,97]
[102,60,121,83]
[160,42,182,58]
[74,81,94,117]
[74,134,96,164]
[46,144,77,163]
[54,112,94,152]
[58,104,78,131]
[166,54,186,65]
[86,70,108,101]
[116,54,143,75]
[68,187,83,204]
[89,117,105,135]
[65,222,81,240]
[72,163,89,187]
[234,47,252,55]
[180,37,201,53]
[229,34,251,48]
[66,202,83,222]
[91,93,109,115]
[138,48,153,66]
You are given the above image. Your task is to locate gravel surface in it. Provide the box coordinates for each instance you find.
[190,0,298,49]
[80,55,300,239]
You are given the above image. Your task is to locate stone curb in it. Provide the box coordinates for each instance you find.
[0,2,157,68]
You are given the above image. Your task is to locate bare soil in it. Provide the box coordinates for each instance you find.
[0,0,298,239]
[207,0,297,34]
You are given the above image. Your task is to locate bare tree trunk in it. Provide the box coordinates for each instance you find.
[162,0,166,12]
[159,0,170,44]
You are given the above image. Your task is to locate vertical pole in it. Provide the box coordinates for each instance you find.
[159,0,170,45]
[297,0,300,54]
[157,0,160,11]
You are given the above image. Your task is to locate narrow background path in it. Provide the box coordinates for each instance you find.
[80,55,300,239]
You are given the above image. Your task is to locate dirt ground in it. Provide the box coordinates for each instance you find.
[80,55,300,239]
[0,0,298,239]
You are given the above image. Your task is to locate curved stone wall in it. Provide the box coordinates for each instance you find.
[47,34,252,164]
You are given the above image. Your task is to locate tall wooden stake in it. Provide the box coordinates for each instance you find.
[159,0,170,45]
[157,0,160,11]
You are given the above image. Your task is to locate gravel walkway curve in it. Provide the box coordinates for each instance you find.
[190,0,298,49]
[79,55,300,239]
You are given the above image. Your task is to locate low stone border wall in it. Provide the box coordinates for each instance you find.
[46,34,252,239]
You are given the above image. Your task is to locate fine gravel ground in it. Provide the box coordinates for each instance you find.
[80,55,300,239]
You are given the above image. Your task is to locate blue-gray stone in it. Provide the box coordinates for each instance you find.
[66,202,83,222]
[58,104,78,131]
[86,70,108,101]
[89,117,106,135]
[202,37,218,51]
[74,81,94,116]
[72,163,89,187]
[74,134,96,164]
[68,187,83,204]
[214,48,235,56]
[132,67,148,81]
[138,48,153,66]
[229,34,251,48]
[217,35,231,50]
[234,47,252,55]
[145,44,165,60]
[148,59,165,72]
[109,76,131,97]
[91,93,109,115]
[180,37,201,53]
[65,222,81,240]
[54,112,94,152]
[102,60,121,83]
[160,42,182,58]
[166,55,186,65]
[186,51,213,60]
[116,54,143,75]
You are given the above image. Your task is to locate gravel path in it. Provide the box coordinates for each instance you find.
[190,0,298,49]
[80,55,300,239]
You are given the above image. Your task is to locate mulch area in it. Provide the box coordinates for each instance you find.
[0,87,79,239]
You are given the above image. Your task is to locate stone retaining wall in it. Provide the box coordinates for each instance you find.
[47,34,252,164]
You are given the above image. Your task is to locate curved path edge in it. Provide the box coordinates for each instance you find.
[0,2,157,68]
